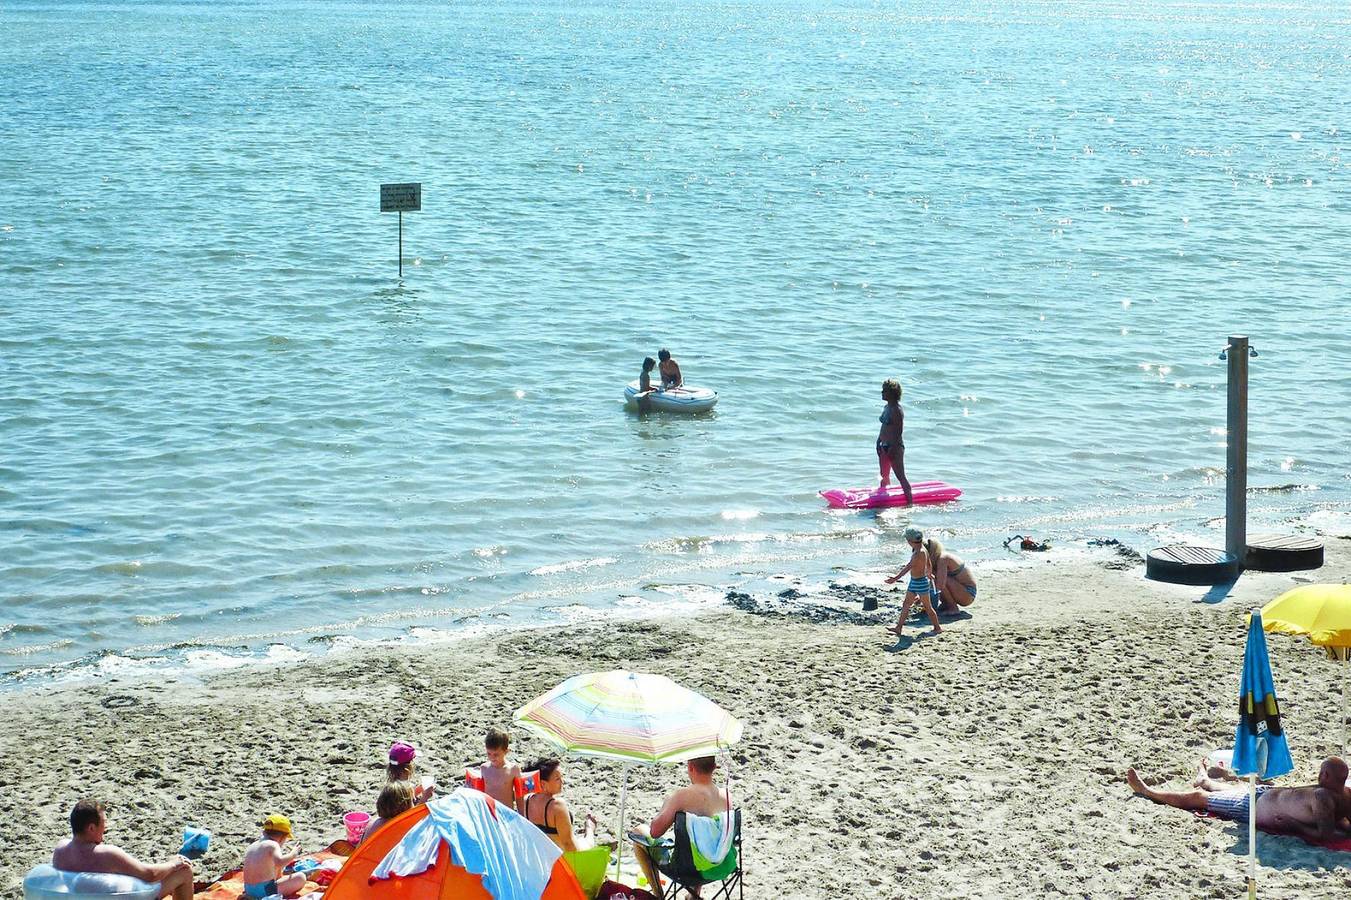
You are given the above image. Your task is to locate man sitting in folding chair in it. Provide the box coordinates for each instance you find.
[629,756,742,900]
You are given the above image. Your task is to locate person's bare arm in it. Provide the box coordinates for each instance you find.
[276,842,302,867]
[885,554,917,584]
[932,555,948,592]
[1295,792,1340,842]
[649,790,687,838]
[554,799,579,853]
[671,362,683,387]
[100,846,185,883]
[511,765,525,813]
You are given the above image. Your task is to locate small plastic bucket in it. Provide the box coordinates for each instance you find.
[179,826,211,857]
[342,811,371,844]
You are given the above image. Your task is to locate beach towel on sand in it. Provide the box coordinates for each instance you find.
[193,848,342,899]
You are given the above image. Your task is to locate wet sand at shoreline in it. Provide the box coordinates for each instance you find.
[3,541,1350,898]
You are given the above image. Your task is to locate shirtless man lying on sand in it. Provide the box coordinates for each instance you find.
[1126,756,1351,842]
[52,800,193,900]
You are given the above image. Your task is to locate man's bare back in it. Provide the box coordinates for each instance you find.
[666,782,729,821]
[53,838,142,877]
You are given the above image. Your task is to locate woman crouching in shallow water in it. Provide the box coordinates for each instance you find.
[923,536,978,615]
[876,378,913,505]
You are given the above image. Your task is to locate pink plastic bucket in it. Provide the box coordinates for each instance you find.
[342,811,370,844]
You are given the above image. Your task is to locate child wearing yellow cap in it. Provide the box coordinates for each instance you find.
[242,814,304,898]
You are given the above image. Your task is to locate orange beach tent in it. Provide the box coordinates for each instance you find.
[326,790,585,900]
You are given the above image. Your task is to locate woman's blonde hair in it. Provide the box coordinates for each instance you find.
[925,537,945,565]
[882,379,902,402]
[387,760,414,782]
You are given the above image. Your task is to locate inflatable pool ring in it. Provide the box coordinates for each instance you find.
[23,865,159,899]
[623,380,718,413]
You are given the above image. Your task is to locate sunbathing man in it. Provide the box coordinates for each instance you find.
[52,800,193,900]
[1126,756,1351,842]
[630,756,733,900]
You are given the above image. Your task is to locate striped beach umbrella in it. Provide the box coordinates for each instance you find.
[515,670,743,764]
[515,671,742,881]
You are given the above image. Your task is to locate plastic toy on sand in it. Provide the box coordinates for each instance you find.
[820,481,962,509]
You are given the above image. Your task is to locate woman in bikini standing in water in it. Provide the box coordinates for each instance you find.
[877,379,913,505]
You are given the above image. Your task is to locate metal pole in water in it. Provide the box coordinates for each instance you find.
[1226,335,1249,567]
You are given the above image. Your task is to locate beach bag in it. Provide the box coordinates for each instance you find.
[597,880,657,900]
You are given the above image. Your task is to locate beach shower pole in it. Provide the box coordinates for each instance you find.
[1224,335,1251,567]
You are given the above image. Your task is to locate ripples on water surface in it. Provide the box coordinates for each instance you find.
[2,0,1348,684]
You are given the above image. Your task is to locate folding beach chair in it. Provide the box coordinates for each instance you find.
[658,810,743,900]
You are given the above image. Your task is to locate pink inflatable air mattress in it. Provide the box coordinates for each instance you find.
[820,480,962,509]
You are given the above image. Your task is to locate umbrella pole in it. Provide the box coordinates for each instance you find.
[615,765,628,882]
[1247,773,1257,900]
[1342,660,1348,754]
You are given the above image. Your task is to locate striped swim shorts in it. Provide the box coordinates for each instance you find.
[1206,786,1269,822]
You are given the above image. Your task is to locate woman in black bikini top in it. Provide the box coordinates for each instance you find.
[522,758,597,852]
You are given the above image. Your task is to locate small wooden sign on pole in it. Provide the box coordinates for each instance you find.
[380,183,421,277]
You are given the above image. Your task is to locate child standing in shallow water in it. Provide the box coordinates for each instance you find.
[884,527,942,637]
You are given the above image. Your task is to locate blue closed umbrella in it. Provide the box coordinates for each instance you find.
[1233,611,1294,779]
[1232,610,1293,900]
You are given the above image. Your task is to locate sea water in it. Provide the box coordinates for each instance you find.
[2,0,1348,685]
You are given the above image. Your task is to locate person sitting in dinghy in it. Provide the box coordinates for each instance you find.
[637,357,658,411]
[658,348,683,390]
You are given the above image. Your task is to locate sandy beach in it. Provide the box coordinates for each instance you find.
[4,540,1351,899]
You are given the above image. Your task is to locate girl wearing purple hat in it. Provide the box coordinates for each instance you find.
[386,741,434,804]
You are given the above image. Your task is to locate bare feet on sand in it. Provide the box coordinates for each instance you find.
[1126,768,1149,795]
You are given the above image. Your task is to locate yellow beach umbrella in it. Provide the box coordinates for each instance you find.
[1260,584,1351,750]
